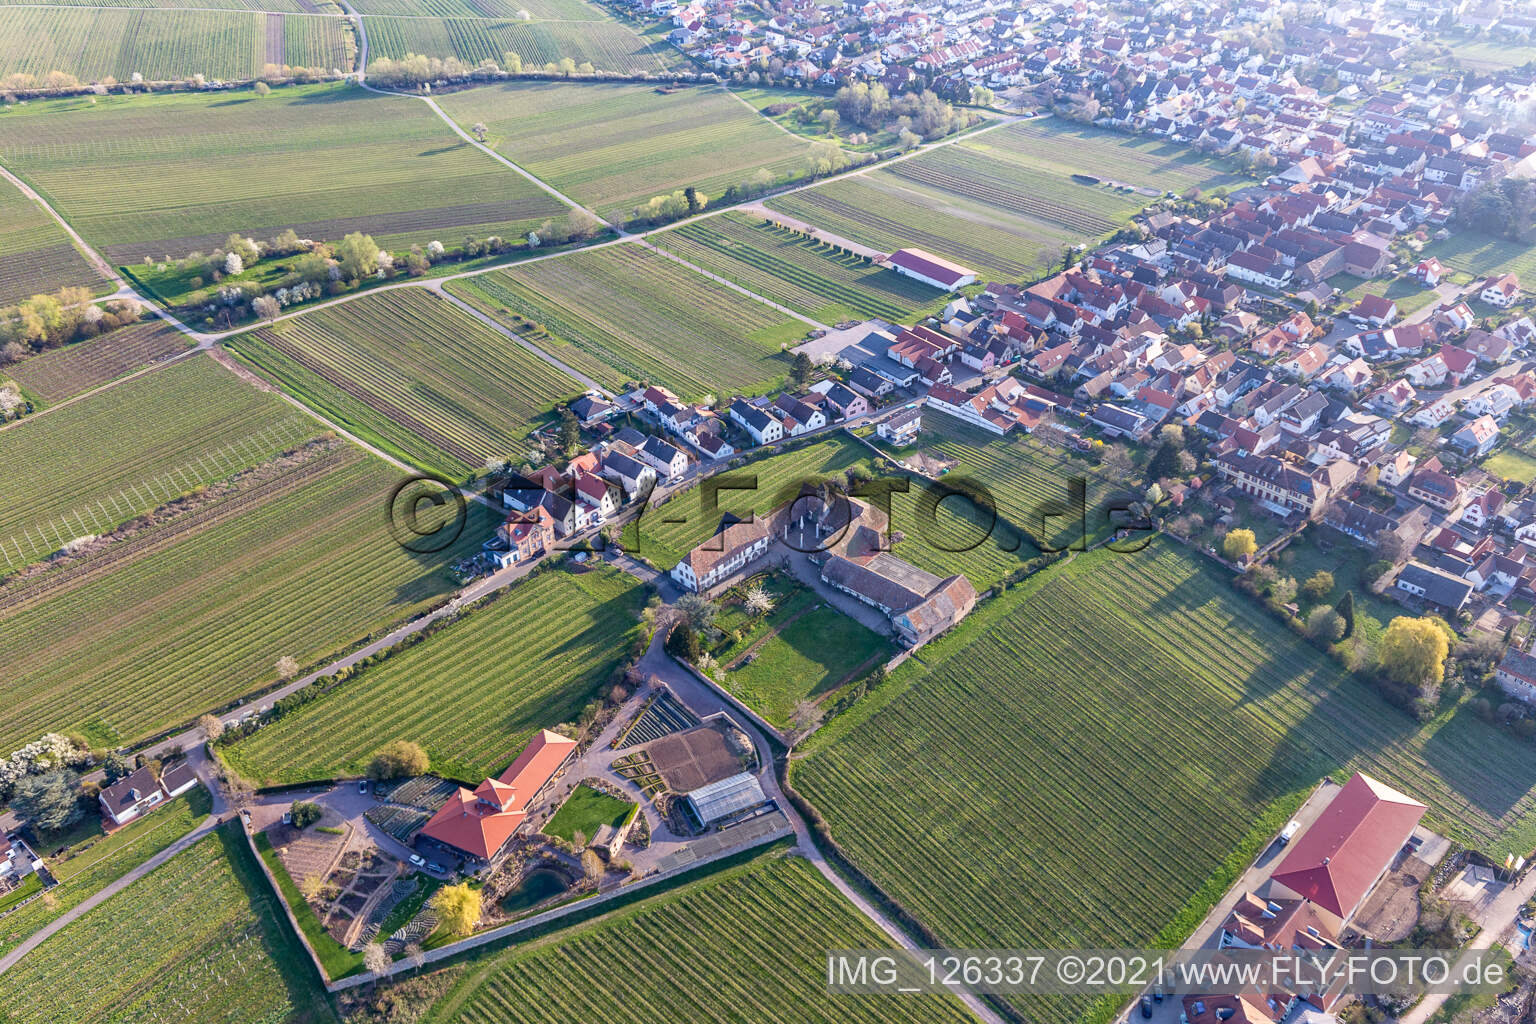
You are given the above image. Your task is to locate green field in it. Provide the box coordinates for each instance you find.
[0,825,331,1023]
[346,0,612,18]
[8,318,191,407]
[0,171,103,306]
[543,784,636,843]
[446,244,806,399]
[227,288,582,477]
[1422,229,1536,285]
[364,15,676,75]
[1,0,317,11]
[223,566,646,784]
[981,118,1244,198]
[0,442,483,752]
[769,117,1239,281]
[0,787,208,957]
[712,583,895,729]
[435,81,816,220]
[1448,37,1536,71]
[1485,447,1536,484]
[915,412,1135,552]
[794,542,1536,1000]
[655,211,948,324]
[0,83,568,264]
[0,354,307,573]
[1329,272,1439,318]
[422,850,973,1024]
[0,6,353,83]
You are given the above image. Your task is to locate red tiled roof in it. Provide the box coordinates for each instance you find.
[887,248,976,287]
[418,730,576,861]
[1270,773,1425,919]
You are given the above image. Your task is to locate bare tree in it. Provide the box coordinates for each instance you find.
[197,713,223,741]
[471,121,488,143]
[743,583,774,616]
[275,655,299,680]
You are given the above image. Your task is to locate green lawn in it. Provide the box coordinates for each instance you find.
[434,81,816,221]
[794,541,1536,1021]
[542,784,636,844]
[222,566,646,784]
[226,288,583,478]
[0,83,567,264]
[719,605,896,729]
[1485,448,1536,484]
[1421,229,1536,285]
[420,850,973,1024]
[0,874,41,915]
[1330,272,1440,318]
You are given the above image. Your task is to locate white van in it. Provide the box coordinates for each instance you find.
[1278,820,1301,846]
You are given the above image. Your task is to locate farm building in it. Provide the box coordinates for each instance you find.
[1266,772,1426,927]
[416,729,576,865]
[671,517,773,593]
[686,772,770,827]
[883,248,978,291]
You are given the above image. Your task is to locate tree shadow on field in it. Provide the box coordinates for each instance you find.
[416,144,467,158]
[208,98,255,108]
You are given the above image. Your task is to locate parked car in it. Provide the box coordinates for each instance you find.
[1140,996,1153,1019]
[1278,820,1301,846]
[408,854,426,868]
[359,780,369,794]
[281,811,292,825]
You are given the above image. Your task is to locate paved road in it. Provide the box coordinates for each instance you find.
[1399,867,1536,1024]
[0,741,228,974]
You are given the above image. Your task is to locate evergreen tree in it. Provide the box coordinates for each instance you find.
[1335,590,1356,640]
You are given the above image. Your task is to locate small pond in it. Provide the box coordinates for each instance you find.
[500,867,571,913]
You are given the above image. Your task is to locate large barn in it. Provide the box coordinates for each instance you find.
[883,248,978,291]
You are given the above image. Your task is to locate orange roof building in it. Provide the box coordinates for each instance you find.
[416,729,577,863]
[1268,773,1425,922]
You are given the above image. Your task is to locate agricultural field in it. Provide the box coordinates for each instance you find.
[363,16,677,75]
[981,118,1245,198]
[434,81,816,220]
[421,850,973,1024]
[1446,37,1536,71]
[0,172,104,306]
[0,825,331,1024]
[0,443,486,752]
[346,0,605,17]
[1422,229,1536,285]
[445,244,806,399]
[0,787,208,957]
[222,566,646,784]
[7,318,191,407]
[908,412,1136,553]
[0,6,353,83]
[227,288,583,478]
[0,354,307,573]
[769,116,1241,282]
[768,173,1078,281]
[1,0,318,10]
[655,211,948,324]
[793,542,1536,1006]
[0,83,568,264]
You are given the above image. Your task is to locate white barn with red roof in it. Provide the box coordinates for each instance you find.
[883,248,978,291]
[1266,772,1426,926]
[416,729,577,865]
